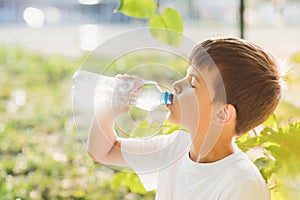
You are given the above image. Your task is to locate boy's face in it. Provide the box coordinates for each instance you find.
[167,66,214,135]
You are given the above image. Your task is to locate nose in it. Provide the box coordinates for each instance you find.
[173,79,187,94]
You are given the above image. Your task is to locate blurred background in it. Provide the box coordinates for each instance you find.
[1,0,300,57]
[0,0,300,199]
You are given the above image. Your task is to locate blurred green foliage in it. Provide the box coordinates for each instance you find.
[291,50,300,63]
[114,0,156,19]
[149,7,184,47]
[1,46,300,199]
[236,116,300,199]
[115,0,183,47]
[0,47,156,199]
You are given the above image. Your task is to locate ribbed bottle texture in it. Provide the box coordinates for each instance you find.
[72,71,173,111]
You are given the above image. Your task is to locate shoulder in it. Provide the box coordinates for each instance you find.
[171,130,191,142]
[223,151,266,185]
[234,152,266,182]
[220,152,270,199]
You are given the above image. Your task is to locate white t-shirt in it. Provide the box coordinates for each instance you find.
[121,131,270,200]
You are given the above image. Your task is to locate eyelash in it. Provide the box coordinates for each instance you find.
[190,83,196,88]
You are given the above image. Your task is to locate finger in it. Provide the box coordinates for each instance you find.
[115,74,123,78]
[115,74,137,80]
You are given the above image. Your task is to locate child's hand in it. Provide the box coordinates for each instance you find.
[112,74,143,115]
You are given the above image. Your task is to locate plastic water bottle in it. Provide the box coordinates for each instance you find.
[72,71,173,111]
[133,80,173,111]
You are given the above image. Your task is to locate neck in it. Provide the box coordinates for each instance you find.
[189,130,237,163]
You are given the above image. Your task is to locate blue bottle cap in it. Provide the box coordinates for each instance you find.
[160,92,173,105]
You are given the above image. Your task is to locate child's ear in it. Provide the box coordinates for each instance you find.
[214,104,236,124]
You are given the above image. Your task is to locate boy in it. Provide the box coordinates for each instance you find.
[87,37,281,199]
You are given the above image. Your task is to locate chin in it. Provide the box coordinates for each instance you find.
[167,111,181,125]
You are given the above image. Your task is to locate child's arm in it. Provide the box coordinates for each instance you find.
[87,97,128,167]
[86,74,143,167]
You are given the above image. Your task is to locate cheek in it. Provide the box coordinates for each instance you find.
[178,90,200,128]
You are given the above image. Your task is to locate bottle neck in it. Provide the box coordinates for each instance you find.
[160,91,173,105]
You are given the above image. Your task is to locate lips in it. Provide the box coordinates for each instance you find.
[166,103,172,110]
[166,94,177,110]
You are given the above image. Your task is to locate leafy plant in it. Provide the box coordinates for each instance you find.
[236,117,300,199]
[114,0,156,19]
[114,0,183,47]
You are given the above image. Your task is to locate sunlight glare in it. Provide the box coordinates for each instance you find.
[78,0,100,5]
[23,7,45,29]
[79,24,101,51]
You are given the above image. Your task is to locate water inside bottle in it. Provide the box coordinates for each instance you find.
[133,83,161,111]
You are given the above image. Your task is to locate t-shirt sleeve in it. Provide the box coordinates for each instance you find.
[221,177,270,200]
[120,131,191,191]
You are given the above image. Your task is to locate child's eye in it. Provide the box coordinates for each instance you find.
[190,83,196,88]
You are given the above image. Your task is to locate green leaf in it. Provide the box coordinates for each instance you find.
[260,127,277,136]
[114,0,156,19]
[263,143,281,158]
[263,114,278,129]
[149,7,184,47]
[236,136,261,149]
[254,157,276,181]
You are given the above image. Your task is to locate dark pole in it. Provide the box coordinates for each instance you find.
[239,0,245,39]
